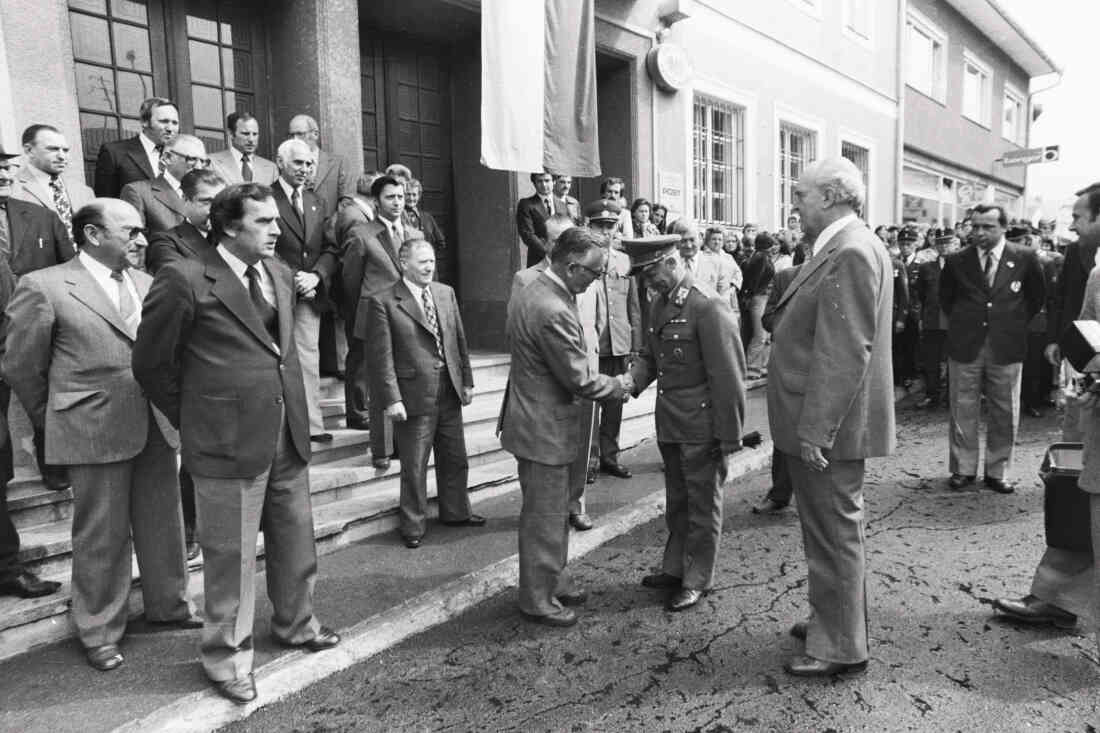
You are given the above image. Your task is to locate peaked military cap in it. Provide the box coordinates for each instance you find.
[584,198,622,223]
[897,227,920,243]
[622,234,682,275]
[1006,225,1031,241]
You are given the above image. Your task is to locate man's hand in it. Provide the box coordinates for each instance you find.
[385,401,407,422]
[461,386,473,406]
[800,441,829,471]
[1044,343,1061,367]
[617,372,635,400]
[295,271,321,295]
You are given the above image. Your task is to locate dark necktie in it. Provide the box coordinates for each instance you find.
[110,270,136,324]
[50,176,73,241]
[983,252,994,288]
[422,287,443,358]
[153,144,164,175]
[241,153,253,183]
[245,265,278,344]
[291,186,304,227]
[543,197,552,216]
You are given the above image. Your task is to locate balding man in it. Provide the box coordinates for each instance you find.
[273,139,339,442]
[767,158,895,677]
[3,199,197,671]
[288,114,352,218]
[121,134,208,235]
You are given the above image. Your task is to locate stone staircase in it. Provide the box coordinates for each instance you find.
[0,351,660,661]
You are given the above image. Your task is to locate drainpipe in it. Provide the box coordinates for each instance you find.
[894,0,907,223]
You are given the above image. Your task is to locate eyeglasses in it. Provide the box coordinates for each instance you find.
[164,150,209,167]
[571,262,607,278]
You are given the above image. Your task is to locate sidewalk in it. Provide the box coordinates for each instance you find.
[0,392,770,733]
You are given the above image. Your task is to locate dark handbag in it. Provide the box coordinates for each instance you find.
[1059,320,1100,373]
[1039,443,1093,554]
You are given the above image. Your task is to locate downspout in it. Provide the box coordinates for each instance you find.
[894,0,907,223]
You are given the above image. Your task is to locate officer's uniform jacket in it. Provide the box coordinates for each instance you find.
[596,247,642,357]
[629,274,746,445]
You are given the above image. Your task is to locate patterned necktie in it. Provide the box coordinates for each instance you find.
[50,176,73,241]
[153,144,164,174]
[0,202,9,259]
[110,270,136,322]
[245,265,279,344]
[983,252,995,288]
[422,286,443,357]
[241,153,253,183]
[685,256,695,274]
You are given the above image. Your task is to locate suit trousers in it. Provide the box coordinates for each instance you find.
[393,374,471,540]
[920,329,947,401]
[1090,496,1100,647]
[892,317,920,384]
[293,301,325,435]
[0,384,19,578]
[745,295,769,376]
[948,342,1022,479]
[765,447,793,506]
[1022,331,1054,410]
[657,441,724,591]
[787,453,869,664]
[567,400,596,515]
[192,415,321,681]
[516,458,576,617]
[68,421,192,648]
[343,321,370,428]
[598,356,626,462]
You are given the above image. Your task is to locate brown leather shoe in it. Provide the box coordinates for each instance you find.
[0,570,61,598]
[783,654,867,677]
[214,674,257,704]
[666,588,706,612]
[641,572,682,589]
[86,644,123,671]
[993,595,1077,629]
[520,607,577,627]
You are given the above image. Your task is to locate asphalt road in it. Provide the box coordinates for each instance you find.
[227,406,1100,732]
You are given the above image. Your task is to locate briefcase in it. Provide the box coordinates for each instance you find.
[1059,320,1100,373]
[1038,443,1093,554]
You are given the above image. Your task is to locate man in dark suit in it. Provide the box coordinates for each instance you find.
[133,183,340,704]
[914,233,954,408]
[0,147,76,493]
[501,227,627,627]
[367,239,483,548]
[94,97,179,197]
[345,175,421,464]
[516,171,566,267]
[893,228,921,388]
[940,204,1045,493]
[4,199,196,671]
[767,159,895,677]
[993,182,1100,629]
[272,139,339,443]
[120,134,207,236]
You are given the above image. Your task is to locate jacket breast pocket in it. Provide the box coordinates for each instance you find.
[50,389,105,412]
[660,325,694,362]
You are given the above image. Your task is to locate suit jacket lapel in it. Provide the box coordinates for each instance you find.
[379,225,401,269]
[267,260,294,355]
[18,173,51,208]
[990,246,1017,295]
[65,258,133,340]
[7,203,27,252]
[152,177,187,215]
[776,229,843,310]
[178,222,209,258]
[205,250,280,355]
[273,185,305,241]
[127,137,155,180]
[396,279,433,336]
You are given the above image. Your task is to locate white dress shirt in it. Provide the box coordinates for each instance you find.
[138,132,162,178]
[216,243,276,306]
[808,212,858,259]
[78,251,140,327]
[980,238,1006,280]
[277,177,303,214]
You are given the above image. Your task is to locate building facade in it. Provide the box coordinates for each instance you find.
[901,0,1058,227]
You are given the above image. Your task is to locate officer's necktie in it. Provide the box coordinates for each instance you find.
[422,286,443,357]
[245,265,278,344]
[983,252,995,288]
[241,153,253,183]
[50,176,73,241]
[110,270,136,326]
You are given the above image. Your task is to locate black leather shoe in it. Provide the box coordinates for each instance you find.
[0,570,61,598]
[214,674,257,704]
[666,588,706,611]
[569,512,594,531]
[42,466,71,492]
[948,473,976,489]
[586,468,597,484]
[346,420,370,431]
[148,614,203,631]
[86,644,123,672]
[403,536,422,549]
[299,627,341,652]
[984,476,1014,494]
[373,457,391,470]
[784,654,867,677]
[600,462,632,479]
[751,498,789,515]
[790,621,808,641]
[916,396,935,409]
[641,572,682,589]
[310,433,334,443]
[442,514,487,527]
[520,607,577,627]
[993,595,1077,629]
[556,590,588,606]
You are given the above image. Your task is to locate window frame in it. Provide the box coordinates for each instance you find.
[905,8,947,104]
[691,93,747,228]
[839,130,874,222]
[1002,82,1026,146]
[961,47,994,129]
[842,0,874,49]
[774,106,822,229]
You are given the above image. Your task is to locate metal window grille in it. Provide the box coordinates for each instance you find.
[778,122,817,226]
[693,96,745,227]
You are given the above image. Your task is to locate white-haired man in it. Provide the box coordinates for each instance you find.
[767,158,895,677]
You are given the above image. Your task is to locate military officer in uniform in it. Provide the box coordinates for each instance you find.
[622,235,747,612]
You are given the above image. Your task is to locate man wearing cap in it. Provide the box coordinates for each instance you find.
[891,228,917,392]
[621,233,746,613]
[586,199,642,484]
[914,232,954,408]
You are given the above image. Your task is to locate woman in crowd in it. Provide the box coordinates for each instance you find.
[630,198,660,237]
[650,203,669,234]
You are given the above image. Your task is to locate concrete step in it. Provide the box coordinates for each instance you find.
[321,373,508,430]
[0,401,660,662]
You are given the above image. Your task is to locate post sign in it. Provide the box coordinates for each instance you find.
[659,171,684,218]
[1001,145,1060,167]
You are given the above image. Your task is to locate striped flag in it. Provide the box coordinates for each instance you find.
[481,0,601,177]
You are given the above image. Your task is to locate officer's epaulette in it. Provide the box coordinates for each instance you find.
[689,281,717,300]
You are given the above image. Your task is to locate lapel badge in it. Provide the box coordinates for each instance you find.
[1010,280,1022,293]
[1006,260,1015,268]
[673,347,684,360]
[674,286,688,305]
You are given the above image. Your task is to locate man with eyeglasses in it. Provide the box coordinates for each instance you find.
[622,234,747,613]
[121,134,208,236]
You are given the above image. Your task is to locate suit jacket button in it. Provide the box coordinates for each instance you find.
[275,397,284,404]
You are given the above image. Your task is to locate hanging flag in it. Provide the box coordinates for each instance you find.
[481,0,601,177]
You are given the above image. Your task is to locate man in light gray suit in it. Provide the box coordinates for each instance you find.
[501,227,627,628]
[13,124,93,244]
[207,112,277,186]
[288,114,352,218]
[120,134,207,235]
[2,199,196,672]
[767,158,895,677]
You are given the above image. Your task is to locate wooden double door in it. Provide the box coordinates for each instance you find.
[361,36,456,283]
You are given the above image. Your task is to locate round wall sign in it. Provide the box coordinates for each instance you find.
[646,43,692,93]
